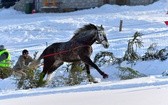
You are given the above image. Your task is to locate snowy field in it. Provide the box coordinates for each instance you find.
[1,0,168,105]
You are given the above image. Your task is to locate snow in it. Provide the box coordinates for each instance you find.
[1,0,168,104]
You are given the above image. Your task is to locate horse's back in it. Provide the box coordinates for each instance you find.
[44,43,62,54]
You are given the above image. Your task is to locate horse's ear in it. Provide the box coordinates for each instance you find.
[100,25,104,29]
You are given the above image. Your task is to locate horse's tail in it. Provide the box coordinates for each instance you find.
[29,52,44,70]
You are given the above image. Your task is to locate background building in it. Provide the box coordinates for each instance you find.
[14,0,158,13]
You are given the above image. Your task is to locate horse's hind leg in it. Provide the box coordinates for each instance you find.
[38,69,48,86]
[46,62,63,82]
[80,55,108,79]
[38,59,54,86]
[85,64,98,83]
[38,62,63,86]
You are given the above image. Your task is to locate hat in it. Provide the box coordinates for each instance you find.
[0,45,4,50]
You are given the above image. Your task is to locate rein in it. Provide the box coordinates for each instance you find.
[43,45,90,58]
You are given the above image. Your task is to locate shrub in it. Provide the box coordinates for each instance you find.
[48,62,89,87]
[117,66,146,80]
[15,68,41,89]
[0,68,12,79]
[162,70,168,76]
[94,51,122,67]
[142,43,168,61]
[123,32,143,63]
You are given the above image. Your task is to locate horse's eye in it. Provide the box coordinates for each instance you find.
[101,32,104,36]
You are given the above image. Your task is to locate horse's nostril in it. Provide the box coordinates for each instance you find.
[106,45,108,48]
[105,43,109,48]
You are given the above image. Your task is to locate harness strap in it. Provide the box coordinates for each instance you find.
[43,45,90,58]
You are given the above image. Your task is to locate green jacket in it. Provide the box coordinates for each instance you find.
[0,49,11,68]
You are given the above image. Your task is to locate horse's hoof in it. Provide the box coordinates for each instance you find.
[88,78,98,83]
[103,73,108,79]
[89,79,98,83]
[92,81,99,83]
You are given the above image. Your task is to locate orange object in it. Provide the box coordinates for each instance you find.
[44,0,57,6]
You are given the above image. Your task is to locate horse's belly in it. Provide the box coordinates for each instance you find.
[61,54,80,62]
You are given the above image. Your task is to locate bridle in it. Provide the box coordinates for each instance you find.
[95,25,109,48]
[96,26,107,44]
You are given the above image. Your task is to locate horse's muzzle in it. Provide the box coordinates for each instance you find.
[97,40,109,48]
[103,42,109,48]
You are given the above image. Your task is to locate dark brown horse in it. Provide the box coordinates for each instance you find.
[30,23,109,83]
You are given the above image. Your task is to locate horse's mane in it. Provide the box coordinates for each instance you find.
[70,24,97,40]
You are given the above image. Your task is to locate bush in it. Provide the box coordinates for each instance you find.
[15,68,41,89]
[117,66,146,80]
[142,43,168,61]
[162,70,168,76]
[48,62,89,87]
[0,68,12,79]
[94,51,122,67]
[123,32,143,63]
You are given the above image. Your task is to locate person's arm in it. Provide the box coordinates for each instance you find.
[0,52,8,62]
[29,56,34,62]
[17,56,28,69]
[27,56,34,67]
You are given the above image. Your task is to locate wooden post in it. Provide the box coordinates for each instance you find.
[119,20,123,32]
[46,42,48,47]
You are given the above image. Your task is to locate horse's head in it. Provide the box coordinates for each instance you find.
[96,25,109,48]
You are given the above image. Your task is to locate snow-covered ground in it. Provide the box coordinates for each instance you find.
[1,0,168,105]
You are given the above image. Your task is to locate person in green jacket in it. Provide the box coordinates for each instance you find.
[0,45,12,79]
[0,45,11,68]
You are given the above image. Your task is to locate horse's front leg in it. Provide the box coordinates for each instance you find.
[80,55,108,79]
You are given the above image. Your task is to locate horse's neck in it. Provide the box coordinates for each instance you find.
[70,31,97,45]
